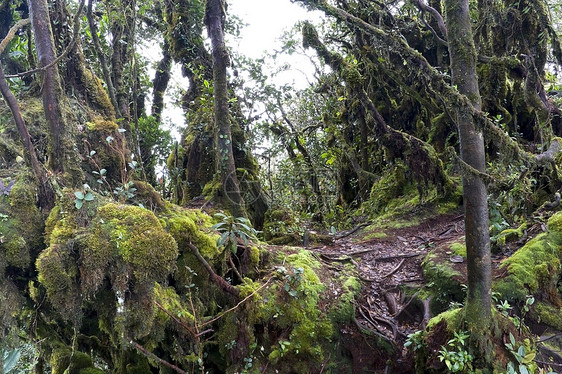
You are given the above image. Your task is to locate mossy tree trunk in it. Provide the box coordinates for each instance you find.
[151,40,172,123]
[86,0,120,117]
[444,0,493,368]
[205,0,246,218]
[0,62,54,210]
[29,0,66,175]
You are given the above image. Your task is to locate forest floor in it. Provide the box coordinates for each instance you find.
[304,209,551,372]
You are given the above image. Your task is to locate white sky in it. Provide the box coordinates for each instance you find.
[229,0,315,59]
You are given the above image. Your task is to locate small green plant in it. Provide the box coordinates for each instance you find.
[404,330,425,352]
[276,265,304,298]
[497,300,512,316]
[212,213,258,253]
[113,181,137,201]
[437,331,473,373]
[504,332,546,374]
[278,340,291,357]
[74,184,95,209]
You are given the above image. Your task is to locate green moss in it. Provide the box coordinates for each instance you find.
[533,302,562,330]
[547,211,562,236]
[50,346,97,374]
[79,368,105,374]
[368,162,408,214]
[36,244,82,322]
[202,177,222,201]
[493,225,561,302]
[422,250,465,312]
[450,242,467,258]
[426,307,463,332]
[362,231,388,240]
[328,276,361,323]
[249,246,260,266]
[493,223,527,248]
[153,283,194,323]
[219,249,342,372]
[86,117,118,132]
[130,181,168,211]
[83,204,178,294]
[80,67,115,118]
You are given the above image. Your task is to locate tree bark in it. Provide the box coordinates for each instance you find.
[0,63,54,210]
[86,0,120,117]
[151,41,172,122]
[444,0,493,367]
[205,0,246,218]
[29,0,66,174]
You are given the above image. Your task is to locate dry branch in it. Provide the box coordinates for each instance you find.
[0,18,30,55]
[187,243,239,297]
[132,341,187,374]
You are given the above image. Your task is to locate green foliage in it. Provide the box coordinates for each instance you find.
[113,181,137,201]
[503,332,549,374]
[437,331,473,373]
[136,115,173,179]
[212,213,258,252]
[74,184,95,209]
[404,330,425,352]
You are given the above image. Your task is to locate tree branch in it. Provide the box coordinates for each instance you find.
[296,0,533,165]
[0,18,31,56]
[411,0,447,38]
[131,341,187,374]
[187,243,240,297]
[6,0,85,78]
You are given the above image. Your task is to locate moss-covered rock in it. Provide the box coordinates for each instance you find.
[533,301,562,330]
[493,212,562,303]
[48,344,104,374]
[0,173,45,268]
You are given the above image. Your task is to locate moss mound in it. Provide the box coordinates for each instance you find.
[493,212,562,304]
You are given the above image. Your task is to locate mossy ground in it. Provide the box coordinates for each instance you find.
[493,212,562,305]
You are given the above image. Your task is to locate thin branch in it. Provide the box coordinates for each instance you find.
[6,0,85,78]
[384,258,406,278]
[132,341,187,374]
[200,278,271,327]
[411,0,447,38]
[0,18,31,56]
[187,243,240,297]
[154,300,197,337]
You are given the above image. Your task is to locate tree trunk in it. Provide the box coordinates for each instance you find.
[151,41,172,122]
[205,0,246,218]
[0,64,54,210]
[29,0,66,174]
[86,0,120,117]
[444,0,493,367]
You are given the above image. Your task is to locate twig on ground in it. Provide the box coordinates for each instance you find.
[334,222,372,239]
[385,258,406,278]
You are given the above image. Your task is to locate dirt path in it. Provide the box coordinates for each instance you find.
[312,213,466,348]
